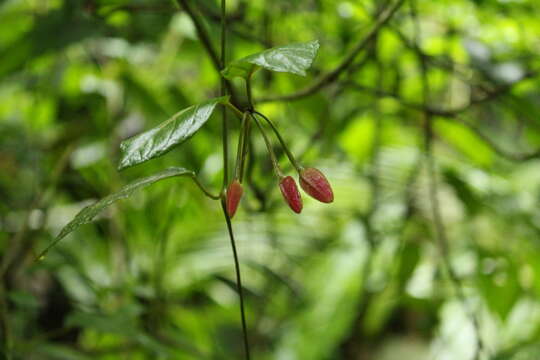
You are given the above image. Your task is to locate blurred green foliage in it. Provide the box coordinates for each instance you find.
[1,0,540,359]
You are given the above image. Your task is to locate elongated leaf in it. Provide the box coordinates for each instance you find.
[221,40,320,80]
[118,96,229,170]
[42,168,193,256]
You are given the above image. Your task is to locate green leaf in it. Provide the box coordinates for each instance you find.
[118,96,229,170]
[40,167,193,257]
[221,40,320,80]
[65,304,142,335]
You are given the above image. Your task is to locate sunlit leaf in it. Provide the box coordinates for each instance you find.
[221,40,320,80]
[118,96,229,170]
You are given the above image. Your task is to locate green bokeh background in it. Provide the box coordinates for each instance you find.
[1,0,540,359]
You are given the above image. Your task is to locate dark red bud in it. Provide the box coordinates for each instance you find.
[226,180,243,218]
[279,176,303,213]
[299,167,334,203]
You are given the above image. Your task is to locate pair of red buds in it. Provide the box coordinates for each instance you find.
[226,167,333,217]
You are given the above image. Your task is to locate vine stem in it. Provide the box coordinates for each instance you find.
[220,1,251,359]
[220,198,251,360]
[221,0,229,190]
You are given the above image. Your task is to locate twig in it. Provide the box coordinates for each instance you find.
[173,0,239,105]
[257,0,406,103]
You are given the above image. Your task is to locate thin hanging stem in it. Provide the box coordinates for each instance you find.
[220,1,251,359]
[246,73,254,110]
[252,111,302,172]
[251,113,284,178]
[220,199,251,360]
[234,112,249,180]
[220,0,229,191]
[190,175,221,200]
[239,116,251,183]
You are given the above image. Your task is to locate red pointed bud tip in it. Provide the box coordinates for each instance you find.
[299,167,334,203]
[279,176,303,213]
[226,180,243,218]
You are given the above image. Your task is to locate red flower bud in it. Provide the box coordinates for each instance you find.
[279,176,303,213]
[226,180,243,218]
[299,167,334,203]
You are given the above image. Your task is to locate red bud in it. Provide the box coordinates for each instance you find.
[226,180,243,218]
[279,176,303,213]
[299,167,334,203]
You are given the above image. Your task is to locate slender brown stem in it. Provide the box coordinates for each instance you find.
[220,1,250,359]
[220,0,229,190]
[239,116,251,183]
[173,0,239,105]
[246,73,254,110]
[252,111,302,172]
[234,112,249,179]
[220,199,251,360]
[251,113,284,178]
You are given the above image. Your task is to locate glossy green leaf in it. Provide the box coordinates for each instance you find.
[43,167,193,254]
[118,96,229,170]
[221,40,320,80]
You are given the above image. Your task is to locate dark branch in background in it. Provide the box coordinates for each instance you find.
[452,115,540,161]
[343,67,537,117]
[343,70,540,162]
[99,3,174,15]
[197,0,247,23]
[339,32,385,356]
[409,0,484,358]
[257,0,406,103]
[173,0,240,106]
[389,26,488,88]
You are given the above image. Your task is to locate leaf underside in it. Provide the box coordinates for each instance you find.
[118,96,229,170]
[221,40,320,80]
[52,167,193,244]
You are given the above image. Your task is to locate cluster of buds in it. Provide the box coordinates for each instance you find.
[225,111,333,218]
